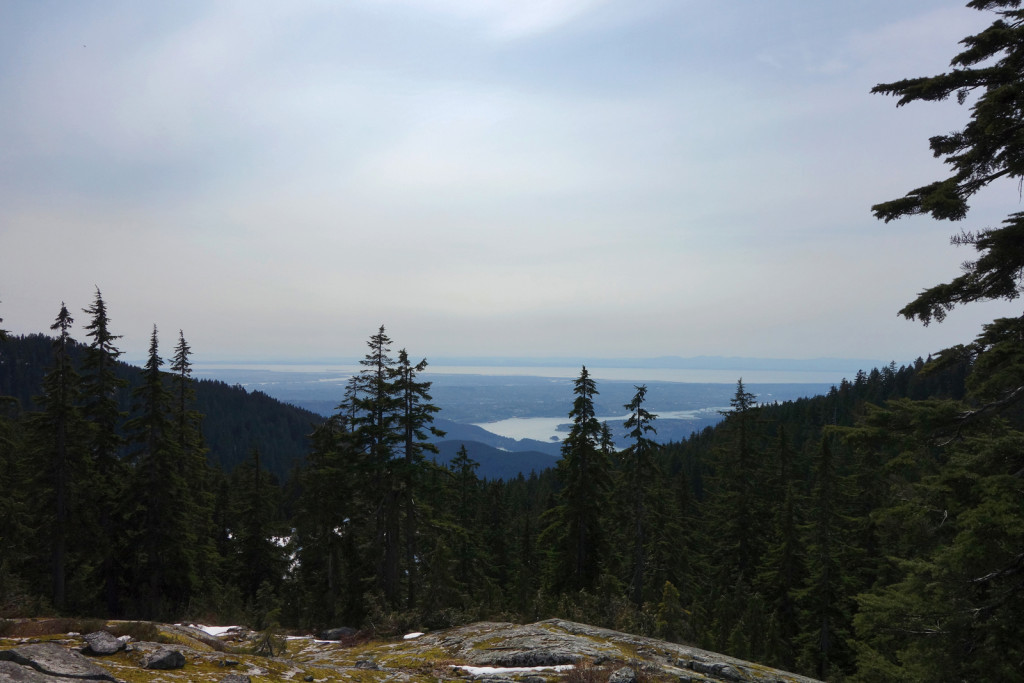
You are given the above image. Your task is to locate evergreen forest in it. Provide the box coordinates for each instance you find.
[3,2,1024,680]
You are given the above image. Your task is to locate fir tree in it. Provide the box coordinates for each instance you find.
[79,288,128,615]
[349,326,402,606]
[124,325,195,618]
[168,330,220,610]
[393,348,443,608]
[542,366,611,592]
[292,415,356,627]
[28,304,85,610]
[621,384,658,607]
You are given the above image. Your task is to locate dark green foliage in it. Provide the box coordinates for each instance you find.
[620,385,659,607]
[794,438,855,679]
[26,304,87,611]
[123,326,196,619]
[0,387,31,615]
[542,366,612,593]
[0,333,319,482]
[79,289,129,616]
[872,2,1024,323]
[856,2,1024,678]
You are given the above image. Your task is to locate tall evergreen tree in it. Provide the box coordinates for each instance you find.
[862,2,1024,675]
[712,379,763,582]
[393,348,443,608]
[168,330,220,609]
[542,366,611,593]
[124,325,195,618]
[292,415,357,627]
[621,384,658,607]
[233,446,286,606]
[79,288,128,615]
[348,326,402,606]
[757,426,806,671]
[796,437,854,680]
[28,304,85,611]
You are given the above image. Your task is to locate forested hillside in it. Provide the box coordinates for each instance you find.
[1,302,1010,681]
[0,333,320,480]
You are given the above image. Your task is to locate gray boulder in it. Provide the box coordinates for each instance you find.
[0,643,115,681]
[81,632,122,656]
[141,647,186,670]
[219,675,251,683]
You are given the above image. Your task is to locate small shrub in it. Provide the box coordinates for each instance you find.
[566,659,612,683]
[107,621,161,642]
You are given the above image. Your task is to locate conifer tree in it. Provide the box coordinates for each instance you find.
[796,438,854,680]
[621,384,658,606]
[711,380,763,582]
[292,415,356,627]
[0,397,29,608]
[542,366,611,592]
[448,444,487,600]
[79,288,128,615]
[394,348,443,608]
[233,446,285,606]
[124,325,195,618]
[861,2,1024,674]
[757,427,806,670]
[0,299,27,605]
[28,304,85,610]
[168,330,221,609]
[348,326,402,606]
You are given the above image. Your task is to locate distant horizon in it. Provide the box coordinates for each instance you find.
[186,353,889,372]
[183,354,893,387]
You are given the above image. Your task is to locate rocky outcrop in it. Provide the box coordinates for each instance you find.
[0,618,822,682]
[0,643,115,681]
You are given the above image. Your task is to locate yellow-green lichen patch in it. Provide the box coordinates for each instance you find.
[377,645,454,670]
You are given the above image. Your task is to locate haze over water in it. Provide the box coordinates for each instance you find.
[192,362,859,386]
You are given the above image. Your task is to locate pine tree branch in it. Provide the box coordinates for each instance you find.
[937,384,1024,445]
[970,551,1024,585]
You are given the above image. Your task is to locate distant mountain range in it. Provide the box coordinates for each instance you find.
[428,355,888,372]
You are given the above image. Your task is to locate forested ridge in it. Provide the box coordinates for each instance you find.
[4,2,1024,680]
[0,332,321,481]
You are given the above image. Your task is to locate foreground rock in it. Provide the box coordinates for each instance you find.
[0,643,115,681]
[142,648,185,669]
[81,632,123,657]
[0,618,822,682]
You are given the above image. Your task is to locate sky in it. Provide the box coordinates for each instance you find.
[1,0,1020,364]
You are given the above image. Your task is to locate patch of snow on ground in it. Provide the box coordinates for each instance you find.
[455,665,575,675]
[187,624,241,637]
[403,632,425,640]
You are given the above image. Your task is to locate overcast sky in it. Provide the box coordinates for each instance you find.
[1,0,1019,364]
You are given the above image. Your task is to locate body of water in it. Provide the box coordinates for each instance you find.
[193,362,856,385]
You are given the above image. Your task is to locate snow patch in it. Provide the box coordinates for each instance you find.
[403,632,424,640]
[186,624,241,637]
[455,665,575,675]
